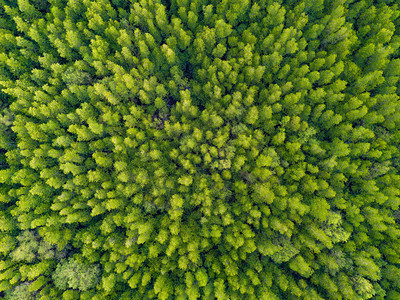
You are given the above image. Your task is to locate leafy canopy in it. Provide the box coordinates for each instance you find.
[0,0,400,299]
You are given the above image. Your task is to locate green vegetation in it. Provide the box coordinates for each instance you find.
[1,0,400,299]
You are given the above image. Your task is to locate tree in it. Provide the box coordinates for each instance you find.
[52,258,100,291]
[62,66,92,86]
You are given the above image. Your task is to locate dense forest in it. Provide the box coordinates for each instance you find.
[0,0,400,299]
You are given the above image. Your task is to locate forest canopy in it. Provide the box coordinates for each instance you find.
[1,0,400,299]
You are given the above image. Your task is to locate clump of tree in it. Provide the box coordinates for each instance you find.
[4,283,36,300]
[0,0,400,299]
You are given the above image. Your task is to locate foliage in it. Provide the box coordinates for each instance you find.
[52,258,101,291]
[0,0,400,299]
[10,230,65,263]
[4,282,36,300]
